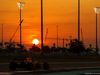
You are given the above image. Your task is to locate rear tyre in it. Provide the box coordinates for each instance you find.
[9,62,17,70]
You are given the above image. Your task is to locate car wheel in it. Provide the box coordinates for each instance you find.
[26,62,33,70]
[9,62,17,70]
[43,62,49,70]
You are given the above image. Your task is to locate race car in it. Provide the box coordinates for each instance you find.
[9,57,49,70]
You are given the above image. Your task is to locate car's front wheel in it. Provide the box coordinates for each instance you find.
[26,62,33,70]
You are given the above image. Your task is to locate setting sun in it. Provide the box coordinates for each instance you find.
[32,39,39,45]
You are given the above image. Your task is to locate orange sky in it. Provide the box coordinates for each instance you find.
[0,0,100,50]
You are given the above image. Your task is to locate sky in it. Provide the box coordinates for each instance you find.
[0,0,100,50]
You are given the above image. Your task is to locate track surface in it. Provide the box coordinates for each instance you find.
[0,62,100,75]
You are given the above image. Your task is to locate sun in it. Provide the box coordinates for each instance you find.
[32,39,39,45]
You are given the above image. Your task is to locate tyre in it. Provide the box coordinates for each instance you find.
[26,62,33,70]
[9,62,17,70]
[43,62,49,70]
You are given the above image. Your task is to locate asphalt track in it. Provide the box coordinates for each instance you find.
[0,62,100,75]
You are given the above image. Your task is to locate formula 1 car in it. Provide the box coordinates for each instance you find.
[9,57,49,70]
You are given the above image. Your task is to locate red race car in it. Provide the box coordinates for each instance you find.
[9,57,49,70]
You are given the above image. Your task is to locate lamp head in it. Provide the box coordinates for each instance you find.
[17,2,25,9]
[1,23,4,25]
[94,7,100,14]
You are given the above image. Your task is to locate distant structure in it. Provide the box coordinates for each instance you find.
[1,23,4,48]
[46,38,70,48]
[10,25,20,42]
[81,28,84,43]
[45,28,48,45]
[56,25,59,48]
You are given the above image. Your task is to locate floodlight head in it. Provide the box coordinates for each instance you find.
[17,2,25,9]
[94,7,100,14]
[1,23,4,25]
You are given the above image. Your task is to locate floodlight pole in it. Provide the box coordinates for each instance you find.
[78,0,80,42]
[96,13,98,53]
[20,5,22,51]
[94,7,100,54]
[41,0,43,57]
[17,2,24,51]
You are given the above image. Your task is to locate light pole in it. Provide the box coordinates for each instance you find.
[78,0,80,42]
[94,7,100,54]
[17,2,25,51]
[56,25,59,48]
[1,23,4,48]
[41,0,43,57]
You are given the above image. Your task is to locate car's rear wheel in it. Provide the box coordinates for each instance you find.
[9,62,17,70]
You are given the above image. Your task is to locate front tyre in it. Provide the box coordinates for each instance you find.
[26,62,33,70]
[43,62,49,70]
